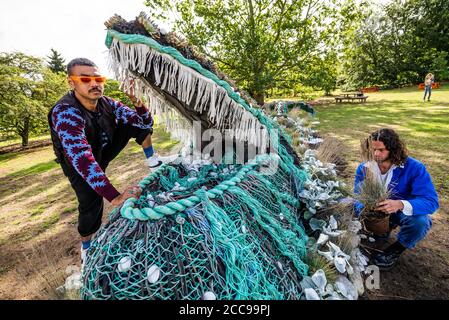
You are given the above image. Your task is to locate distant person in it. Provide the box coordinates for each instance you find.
[423,73,434,101]
[353,128,439,271]
[47,58,172,267]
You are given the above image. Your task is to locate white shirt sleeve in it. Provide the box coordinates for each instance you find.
[400,200,413,216]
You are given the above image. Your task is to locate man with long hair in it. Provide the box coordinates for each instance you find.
[354,128,439,270]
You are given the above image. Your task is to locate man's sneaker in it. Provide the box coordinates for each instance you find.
[371,251,402,271]
[145,154,179,171]
[145,155,163,169]
[371,241,406,271]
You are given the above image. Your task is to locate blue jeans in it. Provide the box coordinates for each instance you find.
[423,85,432,100]
[390,212,432,248]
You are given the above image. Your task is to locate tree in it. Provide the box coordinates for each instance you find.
[410,0,449,61]
[47,48,66,74]
[304,52,339,96]
[340,0,449,89]
[146,0,356,104]
[103,79,134,107]
[431,50,449,81]
[0,52,68,146]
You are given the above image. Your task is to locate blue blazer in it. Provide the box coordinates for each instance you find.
[354,157,439,216]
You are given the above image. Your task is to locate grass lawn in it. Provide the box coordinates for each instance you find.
[0,124,179,299]
[0,134,50,148]
[0,85,447,299]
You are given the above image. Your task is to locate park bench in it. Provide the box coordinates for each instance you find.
[335,92,368,103]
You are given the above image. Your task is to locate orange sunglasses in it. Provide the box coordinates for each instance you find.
[70,76,107,84]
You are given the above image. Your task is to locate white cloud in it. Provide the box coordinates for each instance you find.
[0,0,152,78]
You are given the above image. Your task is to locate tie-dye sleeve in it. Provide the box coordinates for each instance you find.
[106,97,154,128]
[51,104,120,202]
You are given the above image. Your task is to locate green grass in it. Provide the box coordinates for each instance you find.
[0,134,50,148]
[116,124,180,158]
[16,214,61,243]
[30,206,46,218]
[6,160,59,179]
[309,83,449,200]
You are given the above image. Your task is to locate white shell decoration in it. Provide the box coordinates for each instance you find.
[335,276,358,300]
[324,284,335,295]
[368,237,376,243]
[356,250,369,267]
[241,225,247,233]
[304,288,321,300]
[65,273,82,290]
[346,260,354,275]
[348,220,362,233]
[329,215,338,230]
[317,233,329,245]
[318,250,334,262]
[311,269,327,294]
[323,229,345,237]
[117,256,132,272]
[147,265,161,284]
[334,256,347,273]
[202,291,216,300]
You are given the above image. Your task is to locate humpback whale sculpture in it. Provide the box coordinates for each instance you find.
[80,13,365,300]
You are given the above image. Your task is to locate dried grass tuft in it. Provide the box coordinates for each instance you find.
[306,251,337,284]
[354,168,391,218]
[316,136,349,176]
[12,244,80,300]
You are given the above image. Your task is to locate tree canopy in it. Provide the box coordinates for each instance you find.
[145,0,359,104]
[340,0,449,89]
[0,52,68,146]
[47,49,66,74]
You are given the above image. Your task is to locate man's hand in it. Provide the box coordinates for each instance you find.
[110,185,142,207]
[375,199,404,214]
[125,79,146,108]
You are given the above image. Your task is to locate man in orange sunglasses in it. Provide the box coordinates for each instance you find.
[48,58,170,266]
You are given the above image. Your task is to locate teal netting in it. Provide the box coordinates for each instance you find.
[80,24,313,300]
[81,154,310,300]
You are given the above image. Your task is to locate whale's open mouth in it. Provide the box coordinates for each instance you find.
[104,13,304,165]
[77,13,347,301]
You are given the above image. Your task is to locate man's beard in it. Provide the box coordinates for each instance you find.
[375,156,389,164]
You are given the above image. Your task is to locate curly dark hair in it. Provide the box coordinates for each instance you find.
[361,128,408,165]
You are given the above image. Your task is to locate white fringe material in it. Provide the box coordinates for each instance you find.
[108,38,270,149]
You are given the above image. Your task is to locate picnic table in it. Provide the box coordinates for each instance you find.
[335,91,368,103]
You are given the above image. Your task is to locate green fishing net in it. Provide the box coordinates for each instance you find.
[80,14,317,300]
[82,154,310,300]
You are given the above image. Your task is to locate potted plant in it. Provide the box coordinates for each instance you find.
[354,169,392,235]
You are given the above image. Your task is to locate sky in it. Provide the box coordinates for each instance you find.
[0,0,390,79]
[0,0,162,78]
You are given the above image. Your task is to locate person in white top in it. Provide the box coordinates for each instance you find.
[423,73,434,101]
